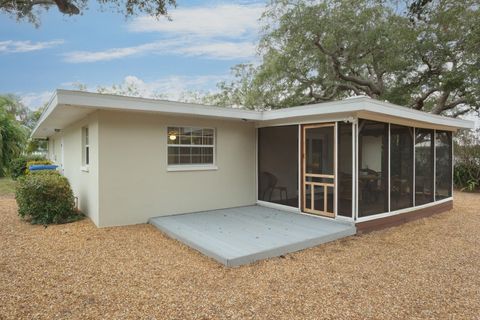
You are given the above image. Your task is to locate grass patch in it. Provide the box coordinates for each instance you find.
[0,178,16,197]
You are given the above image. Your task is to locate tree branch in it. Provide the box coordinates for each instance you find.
[53,0,79,15]
[450,107,471,118]
[411,87,438,110]
[431,90,451,114]
[313,37,382,97]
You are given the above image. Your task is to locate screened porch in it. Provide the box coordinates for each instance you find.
[256,119,453,222]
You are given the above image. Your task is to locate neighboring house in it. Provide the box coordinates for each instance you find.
[32,90,474,230]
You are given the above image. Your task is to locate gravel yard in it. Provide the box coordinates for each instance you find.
[1,192,479,319]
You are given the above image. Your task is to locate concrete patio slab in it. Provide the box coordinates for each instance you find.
[149,205,356,267]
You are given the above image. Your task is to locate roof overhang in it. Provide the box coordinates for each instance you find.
[31,90,475,139]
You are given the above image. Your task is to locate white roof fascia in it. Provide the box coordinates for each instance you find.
[56,89,262,121]
[31,90,475,139]
[30,91,58,139]
[261,97,474,129]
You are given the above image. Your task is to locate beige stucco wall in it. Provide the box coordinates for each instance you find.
[47,113,100,225]
[96,110,256,227]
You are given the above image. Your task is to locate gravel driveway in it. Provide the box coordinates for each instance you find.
[1,192,479,319]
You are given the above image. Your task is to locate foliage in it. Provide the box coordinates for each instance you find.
[10,155,49,179]
[0,0,175,26]
[454,129,480,191]
[0,95,33,127]
[0,107,28,177]
[0,94,48,155]
[211,0,480,116]
[15,171,82,225]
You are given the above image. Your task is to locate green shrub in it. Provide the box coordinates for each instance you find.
[15,171,82,225]
[11,155,49,180]
[454,129,480,192]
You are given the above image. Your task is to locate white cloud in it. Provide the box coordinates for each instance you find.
[64,42,162,63]
[128,4,264,37]
[19,91,53,110]
[64,74,227,102]
[63,3,263,63]
[180,41,256,59]
[0,40,64,53]
[64,39,256,63]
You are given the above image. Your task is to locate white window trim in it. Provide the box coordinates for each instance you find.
[167,164,218,172]
[166,126,217,172]
[81,126,90,171]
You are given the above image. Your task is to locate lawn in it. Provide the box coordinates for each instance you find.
[0,178,16,198]
[0,192,479,319]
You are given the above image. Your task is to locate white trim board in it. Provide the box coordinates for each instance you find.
[355,197,452,223]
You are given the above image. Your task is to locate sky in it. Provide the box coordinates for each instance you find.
[0,0,265,110]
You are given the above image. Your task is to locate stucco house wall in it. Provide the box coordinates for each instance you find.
[95,110,256,227]
[47,112,100,226]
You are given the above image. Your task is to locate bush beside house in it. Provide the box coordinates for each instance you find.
[454,129,480,192]
[11,155,50,179]
[15,171,82,225]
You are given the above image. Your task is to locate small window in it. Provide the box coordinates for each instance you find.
[82,127,90,167]
[167,127,215,167]
[51,138,56,161]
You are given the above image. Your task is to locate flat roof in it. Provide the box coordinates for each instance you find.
[32,89,475,138]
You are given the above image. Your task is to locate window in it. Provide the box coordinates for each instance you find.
[258,125,298,207]
[167,127,215,167]
[82,127,89,167]
[415,129,434,205]
[390,125,414,211]
[358,120,389,217]
[435,130,452,200]
[51,138,56,161]
[337,122,353,217]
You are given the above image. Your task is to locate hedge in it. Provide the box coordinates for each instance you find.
[15,171,82,225]
[11,155,50,180]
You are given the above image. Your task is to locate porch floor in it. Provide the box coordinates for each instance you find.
[149,206,356,267]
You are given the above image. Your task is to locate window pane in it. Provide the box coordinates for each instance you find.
[435,131,452,199]
[390,125,414,211]
[258,125,298,208]
[203,128,214,136]
[167,127,179,144]
[305,126,334,175]
[338,122,353,217]
[415,129,435,205]
[358,120,389,217]
[203,136,214,145]
[168,146,180,164]
[167,127,215,165]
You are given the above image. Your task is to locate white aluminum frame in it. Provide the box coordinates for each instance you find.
[354,120,359,221]
[355,122,453,223]
[388,123,391,213]
[433,129,437,201]
[413,127,416,207]
[255,124,302,213]
[334,121,338,218]
[356,196,452,223]
[255,116,454,224]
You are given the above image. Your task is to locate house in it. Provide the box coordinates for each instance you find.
[32,90,474,232]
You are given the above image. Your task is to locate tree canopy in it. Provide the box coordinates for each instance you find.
[211,0,480,117]
[0,0,175,25]
[0,103,28,176]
